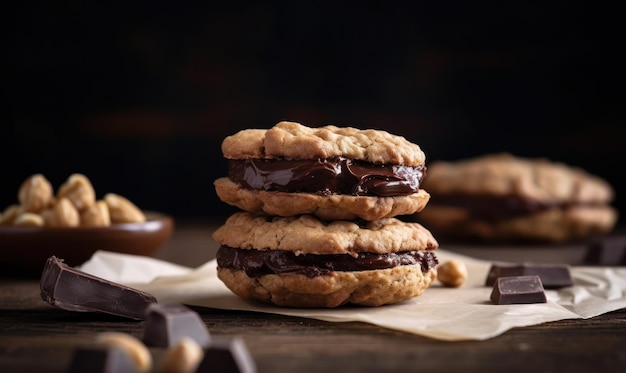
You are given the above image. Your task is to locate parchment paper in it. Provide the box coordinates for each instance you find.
[79,250,626,341]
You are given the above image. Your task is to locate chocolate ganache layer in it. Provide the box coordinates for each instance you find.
[432,194,566,221]
[216,246,439,278]
[228,157,425,197]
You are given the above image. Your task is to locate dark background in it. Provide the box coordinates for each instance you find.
[2,2,624,223]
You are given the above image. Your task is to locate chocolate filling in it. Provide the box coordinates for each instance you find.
[228,157,425,196]
[216,245,438,278]
[431,194,565,221]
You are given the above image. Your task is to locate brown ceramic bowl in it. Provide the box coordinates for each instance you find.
[0,212,174,278]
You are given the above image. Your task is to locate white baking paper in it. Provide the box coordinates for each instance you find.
[79,250,626,341]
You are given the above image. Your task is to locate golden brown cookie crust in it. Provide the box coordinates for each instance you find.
[214,177,431,221]
[212,211,439,256]
[417,204,618,243]
[217,265,437,308]
[222,121,426,166]
[423,153,614,204]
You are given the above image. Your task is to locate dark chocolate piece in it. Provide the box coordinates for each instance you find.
[40,256,157,320]
[485,263,573,289]
[229,157,424,197]
[197,336,257,373]
[585,235,626,266]
[490,275,547,305]
[142,303,211,348]
[67,344,138,373]
[216,245,439,278]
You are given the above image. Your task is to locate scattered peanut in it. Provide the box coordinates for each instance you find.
[18,174,53,213]
[105,193,146,223]
[96,332,152,373]
[0,174,148,228]
[437,259,468,288]
[159,337,204,373]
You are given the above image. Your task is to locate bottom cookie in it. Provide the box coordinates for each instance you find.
[214,177,431,221]
[217,265,437,308]
[212,212,439,308]
[417,205,617,243]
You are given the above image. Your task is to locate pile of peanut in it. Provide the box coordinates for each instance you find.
[0,173,146,228]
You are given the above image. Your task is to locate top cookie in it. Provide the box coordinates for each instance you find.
[424,153,614,205]
[212,212,439,256]
[222,121,425,166]
[215,121,431,220]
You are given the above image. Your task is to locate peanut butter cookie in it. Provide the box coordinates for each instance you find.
[214,121,430,221]
[213,212,439,308]
[416,153,617,243]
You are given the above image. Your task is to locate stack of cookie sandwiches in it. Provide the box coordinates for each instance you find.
[212,121,439,308]
[417,153,617,243]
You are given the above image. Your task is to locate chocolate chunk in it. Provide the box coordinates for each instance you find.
[142,303,211,348]
[67,345,138,373]
[485,263,573,289]
[40,256,157,320]
[490,275,547,305]
[585,235,626,265]
[197,337,257,373]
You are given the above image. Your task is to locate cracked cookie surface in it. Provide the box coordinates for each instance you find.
[222,121,425,166]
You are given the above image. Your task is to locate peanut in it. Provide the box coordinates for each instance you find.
[44,198,80,227]
[0,204,22,225]
[57,173,96,211]
[14,212,44,227]
[80,200,111,227]
[437,259,468,288]
[159,337,204,373]
[18,174,53,213]
[105,193,146,223]
[96,332,152,373]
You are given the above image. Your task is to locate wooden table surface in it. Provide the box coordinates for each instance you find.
[1,222,626,373]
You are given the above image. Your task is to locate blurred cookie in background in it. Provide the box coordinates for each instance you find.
[415,153,617,243]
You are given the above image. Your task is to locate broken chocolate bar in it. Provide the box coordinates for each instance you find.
[485,263,573,289]
[67,344,138,373]
[40,256,157,320]
[142,303,211,348]
[490,275,547,305]
[197,336,257,373]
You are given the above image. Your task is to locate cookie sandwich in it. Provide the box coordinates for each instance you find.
[416,153,617,243]
[212,212,439,308]
[214,121,430,221]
